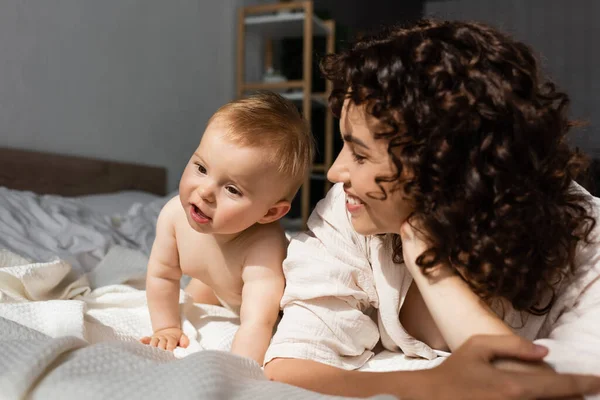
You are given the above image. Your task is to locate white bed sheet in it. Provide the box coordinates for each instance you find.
[0,186,173,274]
[0,246,416,400]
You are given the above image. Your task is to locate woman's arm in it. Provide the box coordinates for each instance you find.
[265,358,424,398]
[401,217,600,378]
[409,265,514,350]
[399,221,600,381]
[400,221,514,351]
[265,335,600,399]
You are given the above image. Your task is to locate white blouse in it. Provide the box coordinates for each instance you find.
[265,183,600,375]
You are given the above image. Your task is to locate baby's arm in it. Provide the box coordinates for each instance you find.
[232,233,286,365]
[141,198,188,351]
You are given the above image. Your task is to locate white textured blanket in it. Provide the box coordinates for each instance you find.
[0,247,397,400]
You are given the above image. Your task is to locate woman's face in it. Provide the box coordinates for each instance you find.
[327,100,414,236]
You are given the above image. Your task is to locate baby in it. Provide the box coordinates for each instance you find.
[140,91,313,365]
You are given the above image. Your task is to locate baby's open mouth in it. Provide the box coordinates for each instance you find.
[192,204,211,221]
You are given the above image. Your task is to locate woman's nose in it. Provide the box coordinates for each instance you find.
[327,150,350,184]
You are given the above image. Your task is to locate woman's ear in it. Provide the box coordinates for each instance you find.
[258,200,291,224]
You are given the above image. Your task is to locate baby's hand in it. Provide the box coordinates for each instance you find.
[140,327,189,351]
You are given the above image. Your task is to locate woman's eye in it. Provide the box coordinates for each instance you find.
[352,152,367,164]
[195,163,207,174]
[226,186,241,196]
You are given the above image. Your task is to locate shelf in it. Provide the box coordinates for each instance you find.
[312,163,326,172]
[238,1,336,228]
[245,12,331,38]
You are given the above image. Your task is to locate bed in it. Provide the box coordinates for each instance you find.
[0,147,440,400]
[4,147,600,400]
[0,146,167,197]
[0,146,171,274]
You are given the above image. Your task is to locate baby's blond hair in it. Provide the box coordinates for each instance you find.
[209,91,314,200]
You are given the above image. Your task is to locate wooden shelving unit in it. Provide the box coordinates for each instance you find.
[236,1,335,227]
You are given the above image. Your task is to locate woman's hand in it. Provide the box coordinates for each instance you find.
[399,219,449,277]
[419,335,600,400]
[399,219,515,351]
[399,219,426,271]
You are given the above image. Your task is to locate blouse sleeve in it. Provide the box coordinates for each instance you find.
[264,184,381,370]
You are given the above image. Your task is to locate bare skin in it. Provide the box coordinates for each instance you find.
[141,197,287,364]
[141,123,292,365]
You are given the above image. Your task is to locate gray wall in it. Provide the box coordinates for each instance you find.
[0,0,243,191]
[314,0,423,35]
[425,0,600,157]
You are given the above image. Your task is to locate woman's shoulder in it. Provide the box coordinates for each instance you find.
[571,180,600,239]
[572,180,600,205]
[554,181,600,304]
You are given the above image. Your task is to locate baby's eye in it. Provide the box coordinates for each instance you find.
[195,163,207,174]
[226,186,241,196]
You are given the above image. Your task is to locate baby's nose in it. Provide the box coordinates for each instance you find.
[198,183,216,202]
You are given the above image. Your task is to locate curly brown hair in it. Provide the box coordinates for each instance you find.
[321,19,596,314]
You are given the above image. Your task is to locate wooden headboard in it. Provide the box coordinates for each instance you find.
[0,147,167,196]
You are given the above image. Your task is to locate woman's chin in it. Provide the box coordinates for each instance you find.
[350,217,384,236]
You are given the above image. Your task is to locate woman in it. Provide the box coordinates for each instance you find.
[264,20,600,399]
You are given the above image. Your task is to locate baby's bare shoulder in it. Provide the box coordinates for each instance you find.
[251,222,288,246]
[156,195,192,241]
[159,195,183,219]
[161,196,191,227]
[238,223,288,263]
[154,195,181,231]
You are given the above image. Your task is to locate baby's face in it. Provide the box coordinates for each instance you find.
[179,122,285,235]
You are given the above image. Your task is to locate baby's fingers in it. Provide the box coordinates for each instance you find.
[149,336,160,347]
[158,337,168,350]
[140,336,151,345]
[179,333,190,348]
[166,337,179,351]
